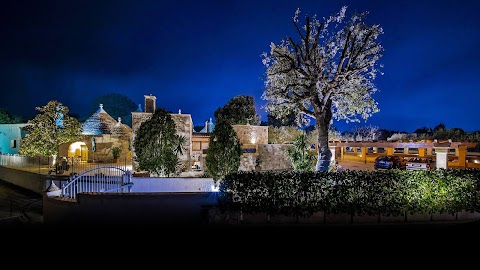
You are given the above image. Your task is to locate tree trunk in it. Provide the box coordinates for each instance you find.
[315,101,333,171]
[52,154,57,166]
[315,123,331,171]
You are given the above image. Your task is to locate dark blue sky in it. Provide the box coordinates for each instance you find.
[1,0,479,132]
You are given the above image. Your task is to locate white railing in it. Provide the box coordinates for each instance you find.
[62,166,133,199]
[0,154,132,176]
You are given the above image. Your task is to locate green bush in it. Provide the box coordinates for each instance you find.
[219,169,480,217]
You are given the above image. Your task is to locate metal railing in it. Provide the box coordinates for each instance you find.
[61,166,133,199]
[0,154,131,176]
[0,155,51,173]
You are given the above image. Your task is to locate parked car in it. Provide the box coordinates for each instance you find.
[405,157,436,171]
[374,155,405,170]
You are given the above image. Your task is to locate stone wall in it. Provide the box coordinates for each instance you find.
[238,144,292,172]
[171,114,193,170]
[131,112,152,142]
[232,125,268,145]
[257,144,292,171]
[239,155,257,171]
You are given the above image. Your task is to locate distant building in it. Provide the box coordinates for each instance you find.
[0,124,29,155]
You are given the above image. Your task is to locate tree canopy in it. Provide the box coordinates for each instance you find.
[268,126,304,144]
[0,107,23,124]
[89,93,137,127]
[266,111,296,127]
[133,108,185,177]
[262,6,383,171]
[205,120,242,183]
[214,95,260,125]
[414,126,433,135]
[19,100,82,160]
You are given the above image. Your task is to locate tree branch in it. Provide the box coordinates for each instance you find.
[293,19,305,41]
[348,30,374,70]
[336,29,352,75]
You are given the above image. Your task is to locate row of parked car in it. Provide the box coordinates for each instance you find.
[373,155,436,171]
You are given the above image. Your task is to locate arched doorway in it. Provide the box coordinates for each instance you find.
[68,141,88,162]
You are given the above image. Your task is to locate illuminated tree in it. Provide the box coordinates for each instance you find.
[351,124,379,141]
[268,126,304,144]
[133,108,185,177]
[205,120,241,183]
[214,95,260,125]
[19,100,82,165]
[262,6,383,171]
[307,125,344,144]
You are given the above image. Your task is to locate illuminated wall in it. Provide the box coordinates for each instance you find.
[0,124,29,155]
[232,124,268,145]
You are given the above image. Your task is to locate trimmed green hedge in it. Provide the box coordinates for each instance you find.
[218,169,480,217]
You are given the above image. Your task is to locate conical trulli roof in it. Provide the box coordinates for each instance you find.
[81,104,118,135]
[111,117,132,140]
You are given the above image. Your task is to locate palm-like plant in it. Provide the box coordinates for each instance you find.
[286,133,315,172]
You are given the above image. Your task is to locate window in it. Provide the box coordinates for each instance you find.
[408,148,419,154]
[11,140,17,148]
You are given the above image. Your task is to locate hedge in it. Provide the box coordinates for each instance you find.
[218,169,480,217]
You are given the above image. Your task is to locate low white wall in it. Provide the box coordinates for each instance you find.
[130,177,216,192]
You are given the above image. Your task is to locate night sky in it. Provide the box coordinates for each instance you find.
[1,0,479,132]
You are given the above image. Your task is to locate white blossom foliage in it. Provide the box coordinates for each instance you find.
[261,6,383,126]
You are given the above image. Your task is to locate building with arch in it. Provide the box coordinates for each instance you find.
[58,104,132,163]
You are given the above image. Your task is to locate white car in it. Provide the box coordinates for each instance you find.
[405,157,436,171]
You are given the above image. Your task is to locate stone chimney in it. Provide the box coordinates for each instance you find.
[144,94,156,113]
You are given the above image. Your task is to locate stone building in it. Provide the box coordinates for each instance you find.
[131,94,193,172]
[191,118,215,171]
[130,94,283,173]
[58,104,132,162]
